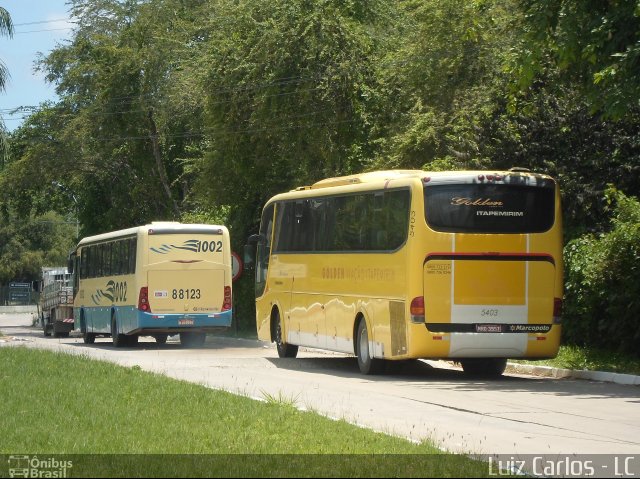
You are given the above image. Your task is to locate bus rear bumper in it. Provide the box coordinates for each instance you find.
[131,309,233,334]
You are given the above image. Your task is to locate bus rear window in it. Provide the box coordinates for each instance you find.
[424,182,556,233]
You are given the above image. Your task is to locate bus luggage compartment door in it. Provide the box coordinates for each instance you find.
[148,269,225,314]
[424,255,556,358]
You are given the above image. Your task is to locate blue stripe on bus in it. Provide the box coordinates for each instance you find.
[136,309,233,329]
[77,306,233,334]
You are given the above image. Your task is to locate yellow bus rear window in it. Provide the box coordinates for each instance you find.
[424,183,555,233]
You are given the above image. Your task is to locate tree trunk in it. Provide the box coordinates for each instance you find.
[148,110,180,218]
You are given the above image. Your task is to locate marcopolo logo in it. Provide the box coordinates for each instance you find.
[7,455,73,478]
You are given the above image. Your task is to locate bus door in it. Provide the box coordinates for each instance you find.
[272,200,322,347]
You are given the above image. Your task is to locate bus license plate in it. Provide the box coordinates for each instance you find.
[178,319,194,326]
[476,324,502,333]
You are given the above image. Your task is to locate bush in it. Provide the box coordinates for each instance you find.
[563,188,640,356]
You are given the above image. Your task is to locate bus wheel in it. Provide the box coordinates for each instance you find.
[460,358,507,378]
[154,334,168,345]
[111,314,126,348]
[180,332,206,348]
[81,314,94,344]
[274,310,298,358]
[356,319,385,375]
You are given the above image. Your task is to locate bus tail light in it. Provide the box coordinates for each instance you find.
[138,287,151,312]
[553,297,562,324]
[222,286,232,311]
[410,296,425,323]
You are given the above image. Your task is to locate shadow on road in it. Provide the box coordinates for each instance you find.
[265,356,640,402]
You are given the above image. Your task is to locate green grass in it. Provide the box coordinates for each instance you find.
[513,344,640,375]
[0,347,492,477]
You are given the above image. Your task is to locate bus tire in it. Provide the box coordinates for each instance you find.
[81,313,95,344]
[356,319,385,375]
[274,310,298,358]
[154,334,168,345]
[180,332,206,348]
[460,358,507,378]
[111,314,126,348]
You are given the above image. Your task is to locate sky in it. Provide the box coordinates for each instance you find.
[0,0,74,131]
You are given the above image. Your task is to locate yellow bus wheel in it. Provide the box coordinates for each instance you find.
[356,319,386,375]
[274,309,298,358]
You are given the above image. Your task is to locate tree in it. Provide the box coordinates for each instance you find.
[0,6,14,165]
[513,0,640,119]
[32,0,212,234]
[0,7,13,93]
[196,0,389,233]
[374,0,519,170]
[0,208,76,284]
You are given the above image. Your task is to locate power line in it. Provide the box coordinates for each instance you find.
[14,27,73,35]
[9,17,76,34]
[13,18,72,27]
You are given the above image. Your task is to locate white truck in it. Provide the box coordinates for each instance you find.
[40,267,74,337]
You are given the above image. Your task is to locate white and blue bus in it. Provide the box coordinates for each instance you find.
[69,222,233,347]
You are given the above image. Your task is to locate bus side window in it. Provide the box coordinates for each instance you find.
[121,240,129,275]
[292,200,313,251]
[311,198,329,251]
[385,190,411,249]
[128,238,137,274]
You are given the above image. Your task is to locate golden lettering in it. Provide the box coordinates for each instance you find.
[450,197,503,207]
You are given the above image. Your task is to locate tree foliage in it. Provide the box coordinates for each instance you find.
[374,0,518,170]
[0,208,76,283]
[563,188,640,355]
[513,0,640,119]
[194,0,388,236]
[0,6,14,163]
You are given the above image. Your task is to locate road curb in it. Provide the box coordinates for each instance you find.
[507,362,640,385]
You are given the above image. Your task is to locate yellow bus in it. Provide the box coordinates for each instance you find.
[246,169,563,376]
[69,222,233,348]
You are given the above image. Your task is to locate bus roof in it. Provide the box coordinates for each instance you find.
[76,222,227,247]
[310,170,424,189]
[282,169,554,195]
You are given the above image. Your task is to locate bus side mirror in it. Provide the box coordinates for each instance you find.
[67,254,75,274]
[244,234,264,270]
[247,234,263,244]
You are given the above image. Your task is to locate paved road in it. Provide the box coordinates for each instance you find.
[1,312,639,457]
